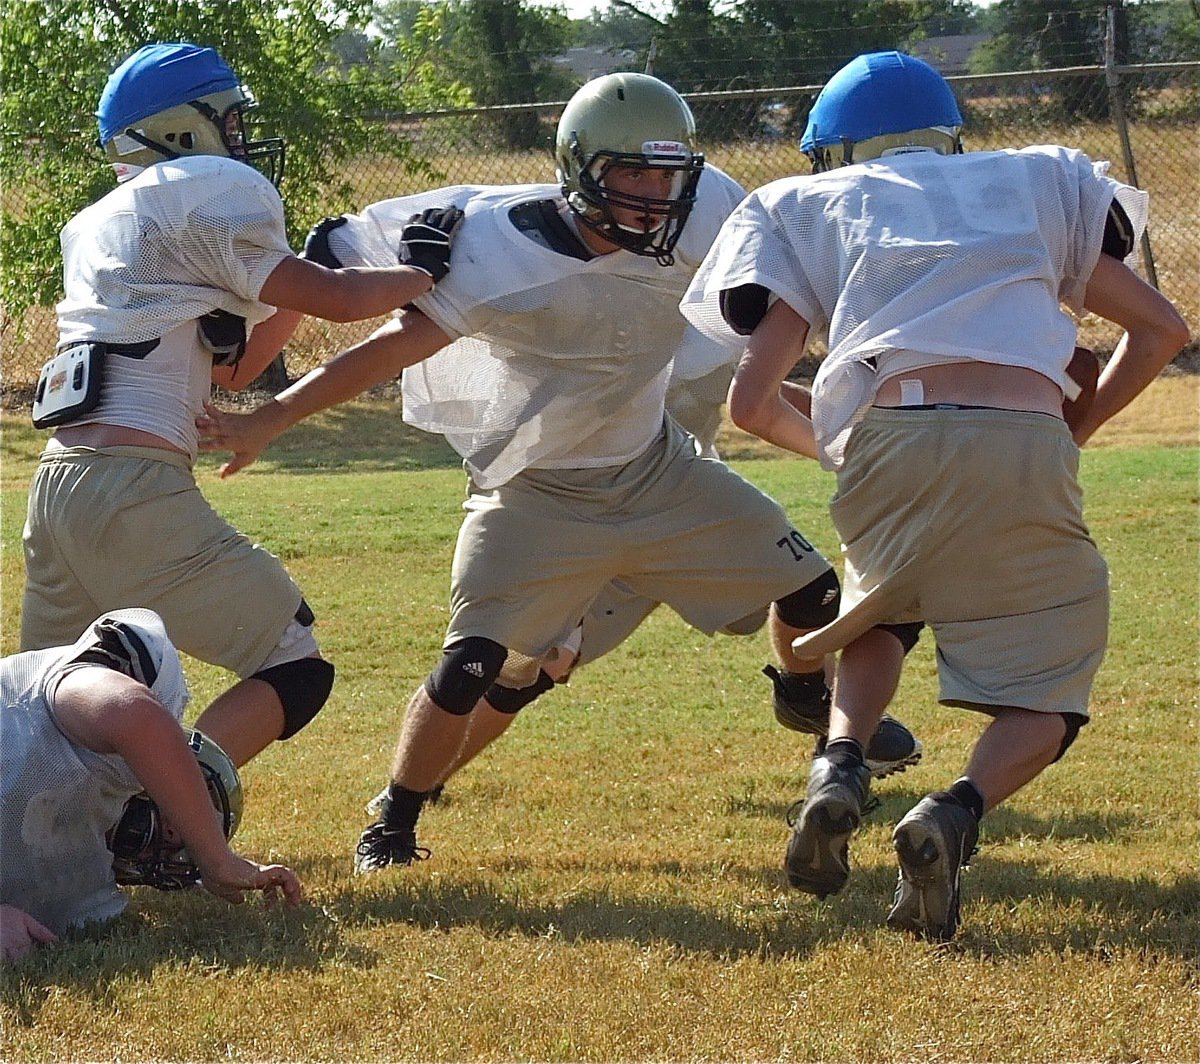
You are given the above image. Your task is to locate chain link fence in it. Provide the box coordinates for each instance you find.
[2,62,1195,395]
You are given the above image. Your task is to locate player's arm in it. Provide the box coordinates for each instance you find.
[258,255,434,323]
[210,308,304,392]
[1074,253,1190,445]
[51,669,302,906]
[727,298,819,459]
[197,307,454,477]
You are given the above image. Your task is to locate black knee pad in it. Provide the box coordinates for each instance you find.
[874,621,925,654]
[484,669,555,715]
[252,657,335,740]
[424,637,508,715]
[1053,712,1087,763]
[774,568,841,629]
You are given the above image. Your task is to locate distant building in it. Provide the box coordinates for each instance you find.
[550,46,638,81]
[910,34,991,75]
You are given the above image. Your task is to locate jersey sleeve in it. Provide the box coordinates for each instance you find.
[680,180,823,348]
[1022,145,1149,313]
[167,158,293,309]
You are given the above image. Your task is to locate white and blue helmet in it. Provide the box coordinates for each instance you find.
[801,51,963,172]
[96,42,284,185]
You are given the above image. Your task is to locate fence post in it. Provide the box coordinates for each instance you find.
[1104,1,1159,288]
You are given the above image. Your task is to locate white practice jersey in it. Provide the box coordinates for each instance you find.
[329,166,746,487]
[55,155,293,456]
[0,610,189,934]
[681,145,1148,469]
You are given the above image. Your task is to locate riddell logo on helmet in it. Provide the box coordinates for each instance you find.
[643,140,687,158]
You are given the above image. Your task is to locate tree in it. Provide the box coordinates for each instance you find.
[968,0,1112,118]
[0,0,470,334]
[436,0,576,149]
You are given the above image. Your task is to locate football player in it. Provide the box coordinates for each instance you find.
[197,72,922,873]
[682,51,1190,940]
[1,610,300,963]
[21,43,462,769]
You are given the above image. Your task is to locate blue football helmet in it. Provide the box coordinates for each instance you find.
[801,51,963,172]
[97,42,284,185]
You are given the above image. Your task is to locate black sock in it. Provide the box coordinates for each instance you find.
[379,782,430,832]
[947,777,986,822]
[822,736,865,769]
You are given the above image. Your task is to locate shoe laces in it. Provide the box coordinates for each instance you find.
[785,793,879,827]
[357,822,430,863]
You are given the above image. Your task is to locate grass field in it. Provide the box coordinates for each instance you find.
[0,378,1197,1062]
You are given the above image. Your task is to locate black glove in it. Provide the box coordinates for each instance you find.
[398,206,464,283]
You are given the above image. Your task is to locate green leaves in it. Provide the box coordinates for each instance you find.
[0,0,468,327]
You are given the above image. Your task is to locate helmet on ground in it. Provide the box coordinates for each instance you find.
[97,41,284,185]
[801,51,963,172]
[555,72,704,265]
[109,729,243,892]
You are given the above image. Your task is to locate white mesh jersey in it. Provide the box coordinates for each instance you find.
[681,145,1148,469]
[55,155,293,456]
[329,166,746,487]
[0,610,189,934]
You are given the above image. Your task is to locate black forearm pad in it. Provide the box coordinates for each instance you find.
[252,657,335,739]
[484,669,555,715]
[774,567,841,629]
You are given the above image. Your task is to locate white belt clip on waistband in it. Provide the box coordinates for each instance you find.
[899,379,924,406]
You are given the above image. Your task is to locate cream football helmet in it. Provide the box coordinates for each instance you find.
[555,72,704,265]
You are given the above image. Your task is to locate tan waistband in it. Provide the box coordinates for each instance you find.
[41,437,194,471]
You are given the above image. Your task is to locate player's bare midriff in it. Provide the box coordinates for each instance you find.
[873,361,1063,416]
[53,422,190,456]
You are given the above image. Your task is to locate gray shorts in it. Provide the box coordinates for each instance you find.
[446,419,831,662]
[21,443,304,677]
[794,407,1109,717]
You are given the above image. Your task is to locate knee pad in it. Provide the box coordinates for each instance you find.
[484,670,555,715]
[1053,712,1087,763]
[720,605,770,636]
[773,568,841,630]
[874,621,925,654]
[424,637,507,715]
[252,657,335,739]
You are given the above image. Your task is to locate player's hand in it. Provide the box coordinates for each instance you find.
[1,904,58,963]
[1062,345,1100,445]
[196,398,282,478]
[398,206,464,283]
[198,854,303,908]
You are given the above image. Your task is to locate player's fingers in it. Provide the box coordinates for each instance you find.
[26,916,57,944]
[262,865,303,906]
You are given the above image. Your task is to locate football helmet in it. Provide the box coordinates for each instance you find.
[555,72,704,265]
[109,729,243,892]
[801,51,963,172]
[97,42,284,185]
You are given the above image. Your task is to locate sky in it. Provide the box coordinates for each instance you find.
[531,0,997,19]
[528,0,670,19]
